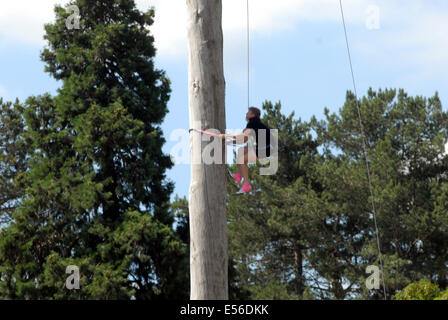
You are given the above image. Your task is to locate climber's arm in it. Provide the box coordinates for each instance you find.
[219,128,252,142]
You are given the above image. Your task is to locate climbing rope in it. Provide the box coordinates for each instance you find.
[339,0,387,300]
[189,128,220,137]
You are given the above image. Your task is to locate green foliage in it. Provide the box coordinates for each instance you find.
[435,288,448,300]
[394,279,446,300]
[0,99,28,225]
[251,277,299,300]
[227,89,448,300]
[0,0,188,299]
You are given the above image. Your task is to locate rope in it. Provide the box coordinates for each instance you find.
[338,0,387,300]
[189,128,220,137]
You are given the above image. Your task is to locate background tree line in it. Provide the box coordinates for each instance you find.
[173,89,448,300]
[0,0,447,299]
[224,90,448,299]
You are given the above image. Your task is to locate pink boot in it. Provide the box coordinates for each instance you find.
[236,183,252,194]
[233,173,242,184]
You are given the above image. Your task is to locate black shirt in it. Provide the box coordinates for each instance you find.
[245,117,271,148]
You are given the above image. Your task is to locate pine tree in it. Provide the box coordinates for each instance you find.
[312,88,448,298]
[0,99,28,226]
[0,0,188,299]
[227,89,448,300]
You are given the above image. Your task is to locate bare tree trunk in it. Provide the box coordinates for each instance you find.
[186,0,228,300]
[293,242,304,297]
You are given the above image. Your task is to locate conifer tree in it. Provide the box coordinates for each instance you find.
[228,90,448,300]
[0,0,188,299]
[0,99,28,225]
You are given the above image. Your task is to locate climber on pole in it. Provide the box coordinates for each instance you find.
[219,107,272,194]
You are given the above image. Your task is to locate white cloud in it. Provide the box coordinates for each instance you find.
[354,1,448,67]
[0,0,366,55]
[0,0,447,78]
[0,0,71,45]
[134,0,187,59]
[142,0,361,60]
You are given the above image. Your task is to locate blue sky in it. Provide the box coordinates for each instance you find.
[1,0,447,200]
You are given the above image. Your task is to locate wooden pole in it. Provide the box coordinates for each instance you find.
[186,0,228,300]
